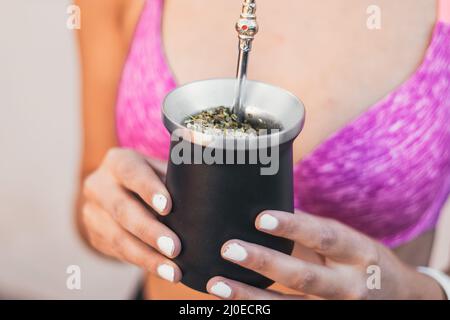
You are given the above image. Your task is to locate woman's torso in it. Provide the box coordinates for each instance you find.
[115,0,450,299]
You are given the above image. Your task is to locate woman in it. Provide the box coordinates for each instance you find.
[75,0,450,299]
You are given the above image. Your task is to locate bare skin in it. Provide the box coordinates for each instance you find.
[75,0,447,299]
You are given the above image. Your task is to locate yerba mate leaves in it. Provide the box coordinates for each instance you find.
[184,106,277,137]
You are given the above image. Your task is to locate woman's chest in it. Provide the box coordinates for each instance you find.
[117,0,450,251]
[162,0,436,161]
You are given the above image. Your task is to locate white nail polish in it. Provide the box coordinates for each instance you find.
[222,243,248,262]
[211,281,232,298]
[259,213,279,230]
[152,194,167,213]
[157,264,175,282]
[157,236,175,257]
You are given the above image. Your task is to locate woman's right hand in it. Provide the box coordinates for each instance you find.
[80,148,182,283]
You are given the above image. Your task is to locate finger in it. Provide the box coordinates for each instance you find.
[104,148,172,215]
[220,240,345,298]
[255,210,378,265]
[207,277,302,300]
[84,174,181,257]
[144,157,168,180]
[82,202,182,283]
[82,205,116,258]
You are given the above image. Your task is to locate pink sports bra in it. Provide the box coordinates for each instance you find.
[116,0,450,248]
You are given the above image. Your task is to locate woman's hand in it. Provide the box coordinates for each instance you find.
[207,210,446,300]
[80,148,182,283]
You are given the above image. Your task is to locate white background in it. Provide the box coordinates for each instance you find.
[0,0,139,299]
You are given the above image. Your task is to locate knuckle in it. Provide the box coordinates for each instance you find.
[348,285,370,300]
[105,148,137,171]
[89,237,103,251]
[80,203,92,224]
[316,225,338,252]
[120,163,137,181]
[83,225,94,244]
[278,217,297,237]
[133,219,150,240]
[104,147,123,165]
[290,270,317,292]
[233,289,249,300]
[111,199,128,222]
[81,204,108,241]
[82,173,98,198]
[111,232,126,254]
[80,202,99,231]
[249,250,270,271]
[115,156,140,183]
[361,243,380,267]
[85,229,107,253]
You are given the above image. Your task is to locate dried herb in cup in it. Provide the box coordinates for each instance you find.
[184,106,280,137]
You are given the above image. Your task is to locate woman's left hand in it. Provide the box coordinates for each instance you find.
[207,210,445,300]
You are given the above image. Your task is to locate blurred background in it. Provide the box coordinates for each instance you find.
[0,0,139,299]
[0,0,448,299]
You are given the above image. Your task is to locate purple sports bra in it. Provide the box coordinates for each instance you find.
[116,0,450,248]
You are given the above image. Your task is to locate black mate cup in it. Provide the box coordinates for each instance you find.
[161,78,305,293]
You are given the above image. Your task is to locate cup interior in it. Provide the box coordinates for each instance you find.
[162,78,305,145]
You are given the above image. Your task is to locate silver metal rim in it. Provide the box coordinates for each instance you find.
[162,78,305,149]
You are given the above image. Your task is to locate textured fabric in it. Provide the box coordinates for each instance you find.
[116,0,450,248]
[294,22,450,247]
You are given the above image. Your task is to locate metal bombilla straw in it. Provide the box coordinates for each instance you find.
[232,0,259,122]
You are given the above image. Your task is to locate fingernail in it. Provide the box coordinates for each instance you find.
[152,193,167,213]
[258,213,279,231]
[157,236,175,257]
[210,281,232,298]
[157,264,175,282]
[222,243,248,262]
